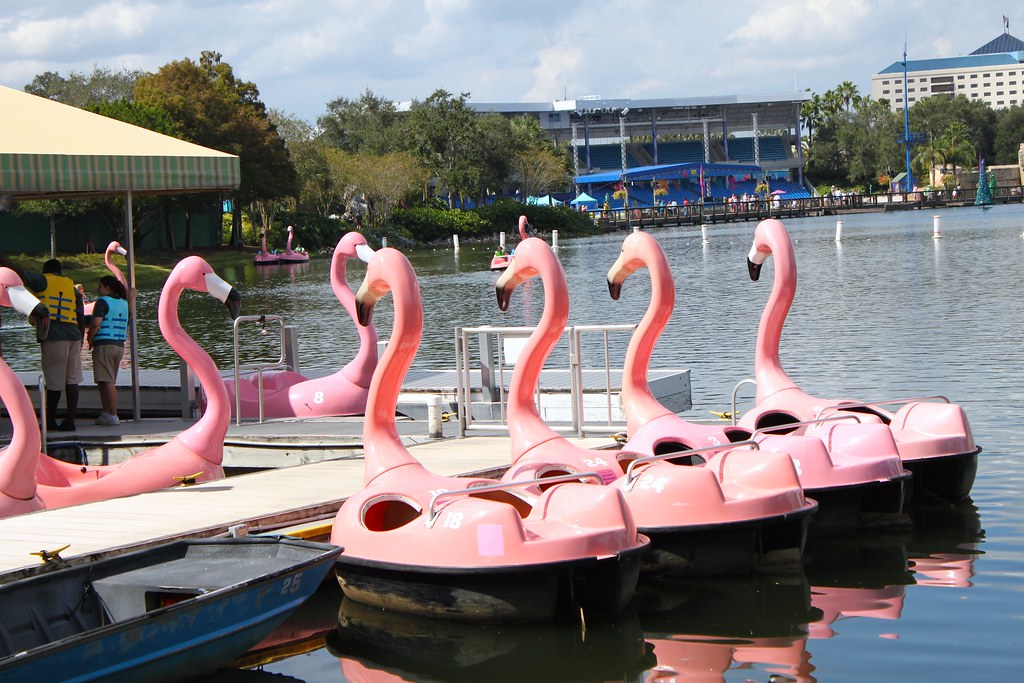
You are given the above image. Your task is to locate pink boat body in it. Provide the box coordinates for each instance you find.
[278,225,310,263]
[254,227,280,265]
[329,246,648,621]
[82,241,129,317]
[19,257,239,512]
[742,219,978,502]
[495,237,815,576]
[489,215,529,271]
[608,231,909,533]
[224,232,377,418]
[0,269,52,517]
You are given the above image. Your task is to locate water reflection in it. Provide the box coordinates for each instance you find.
[635,575,819,682]
[326,598,654,682]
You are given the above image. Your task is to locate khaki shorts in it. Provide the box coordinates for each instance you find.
[92,344,124,384]
[40,340,84,390]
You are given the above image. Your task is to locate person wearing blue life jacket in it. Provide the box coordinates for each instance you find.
[86,275,129,426]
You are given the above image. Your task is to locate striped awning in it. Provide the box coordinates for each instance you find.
[0,85,239,200]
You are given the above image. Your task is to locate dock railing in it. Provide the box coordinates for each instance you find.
[454,323,635,439]
[232,314,292,424]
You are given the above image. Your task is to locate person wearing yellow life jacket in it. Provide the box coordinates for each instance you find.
[86,275,129,426]
[4,258,85,432]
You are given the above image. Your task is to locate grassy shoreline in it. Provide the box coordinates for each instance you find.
[3,247,265,290]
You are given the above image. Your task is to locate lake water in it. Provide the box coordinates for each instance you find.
[5,206,1024,681]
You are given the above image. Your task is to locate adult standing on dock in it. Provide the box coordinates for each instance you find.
[86,275,129,426]
[0,258,84,431]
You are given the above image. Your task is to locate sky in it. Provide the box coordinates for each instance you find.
[0,1,1016,123]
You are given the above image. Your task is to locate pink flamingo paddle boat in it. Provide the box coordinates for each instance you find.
[278,225,310,263]
[608,230,910,535]
[0,268,51,518]
[329,246,649,622]
[32,256,241,510]
[495,237,816,577]
[489,215,530,270]
[742,218,979,504]
[254,226,279,265]
[82,241,129,317]
[224,232,376,418]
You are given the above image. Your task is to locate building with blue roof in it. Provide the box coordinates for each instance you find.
[871,24,1024,111]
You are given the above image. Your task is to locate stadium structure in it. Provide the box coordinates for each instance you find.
[467,91,813,208]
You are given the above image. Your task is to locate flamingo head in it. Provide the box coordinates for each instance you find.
[170,256,241,319]
[355,247,418,327]
[517,215,530,240]
[748,218,787,281]
[606,231,655,300]
[0,267,50,340]
[335,231,375,263]
[494,237,549,311]
[107,241,128,257]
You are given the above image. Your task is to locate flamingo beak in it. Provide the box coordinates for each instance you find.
[6,284,50,341]
[606,252,630,300]
[494,267,517,312]
[204,272,241,319]
[747,244,767,281]
[116,246,128,257]
[354,275,384,326]
[355,243,375,263]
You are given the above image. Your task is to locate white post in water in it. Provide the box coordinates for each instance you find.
[452,234,460,252]
[551,230,559,251]
[932,215,942,239]
[381,236,388,248]
[701,223,709,244]
[499,231,506,250]
[835,220,843,242]
[632,225,640,233]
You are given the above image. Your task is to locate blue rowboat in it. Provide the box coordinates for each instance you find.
[0,536,342,682]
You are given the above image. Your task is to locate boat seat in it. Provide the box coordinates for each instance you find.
[91,551,300,621]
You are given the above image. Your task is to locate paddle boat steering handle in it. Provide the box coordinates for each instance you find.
[426,471,604,526]
[624,439,762,488]
[814,395,951,419]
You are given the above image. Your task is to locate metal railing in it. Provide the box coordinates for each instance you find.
[454,323,635,439]
[232,314,289,424]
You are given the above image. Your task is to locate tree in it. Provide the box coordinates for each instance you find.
[512,147,570,198]
[319,89,406,154]
[25,66,146,107]
[992,104,1024,165]
[405,90,480,207]
[135,51,296,247]
[352,152,428,227]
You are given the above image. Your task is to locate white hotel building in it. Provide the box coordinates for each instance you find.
[871,30,1024,111]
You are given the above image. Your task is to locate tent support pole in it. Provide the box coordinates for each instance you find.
[125,191,142,422]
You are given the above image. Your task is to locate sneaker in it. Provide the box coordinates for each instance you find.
[95,413,120,426]
[57,420,77,432]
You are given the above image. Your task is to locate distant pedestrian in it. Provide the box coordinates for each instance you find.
[87,275,129,426]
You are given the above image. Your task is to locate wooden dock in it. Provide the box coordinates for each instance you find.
[0,434,615,580]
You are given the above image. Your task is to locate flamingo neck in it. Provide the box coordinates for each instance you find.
[106,253,128,288]
[755,236,799,401]
[621,255,675,431]
[287,231,294,252]
[508,256,566,455]
[362,276,420,484]
[161,285,228,463]
[0,359,40,500]
[333,256,377,388]
[261,231,269,252]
